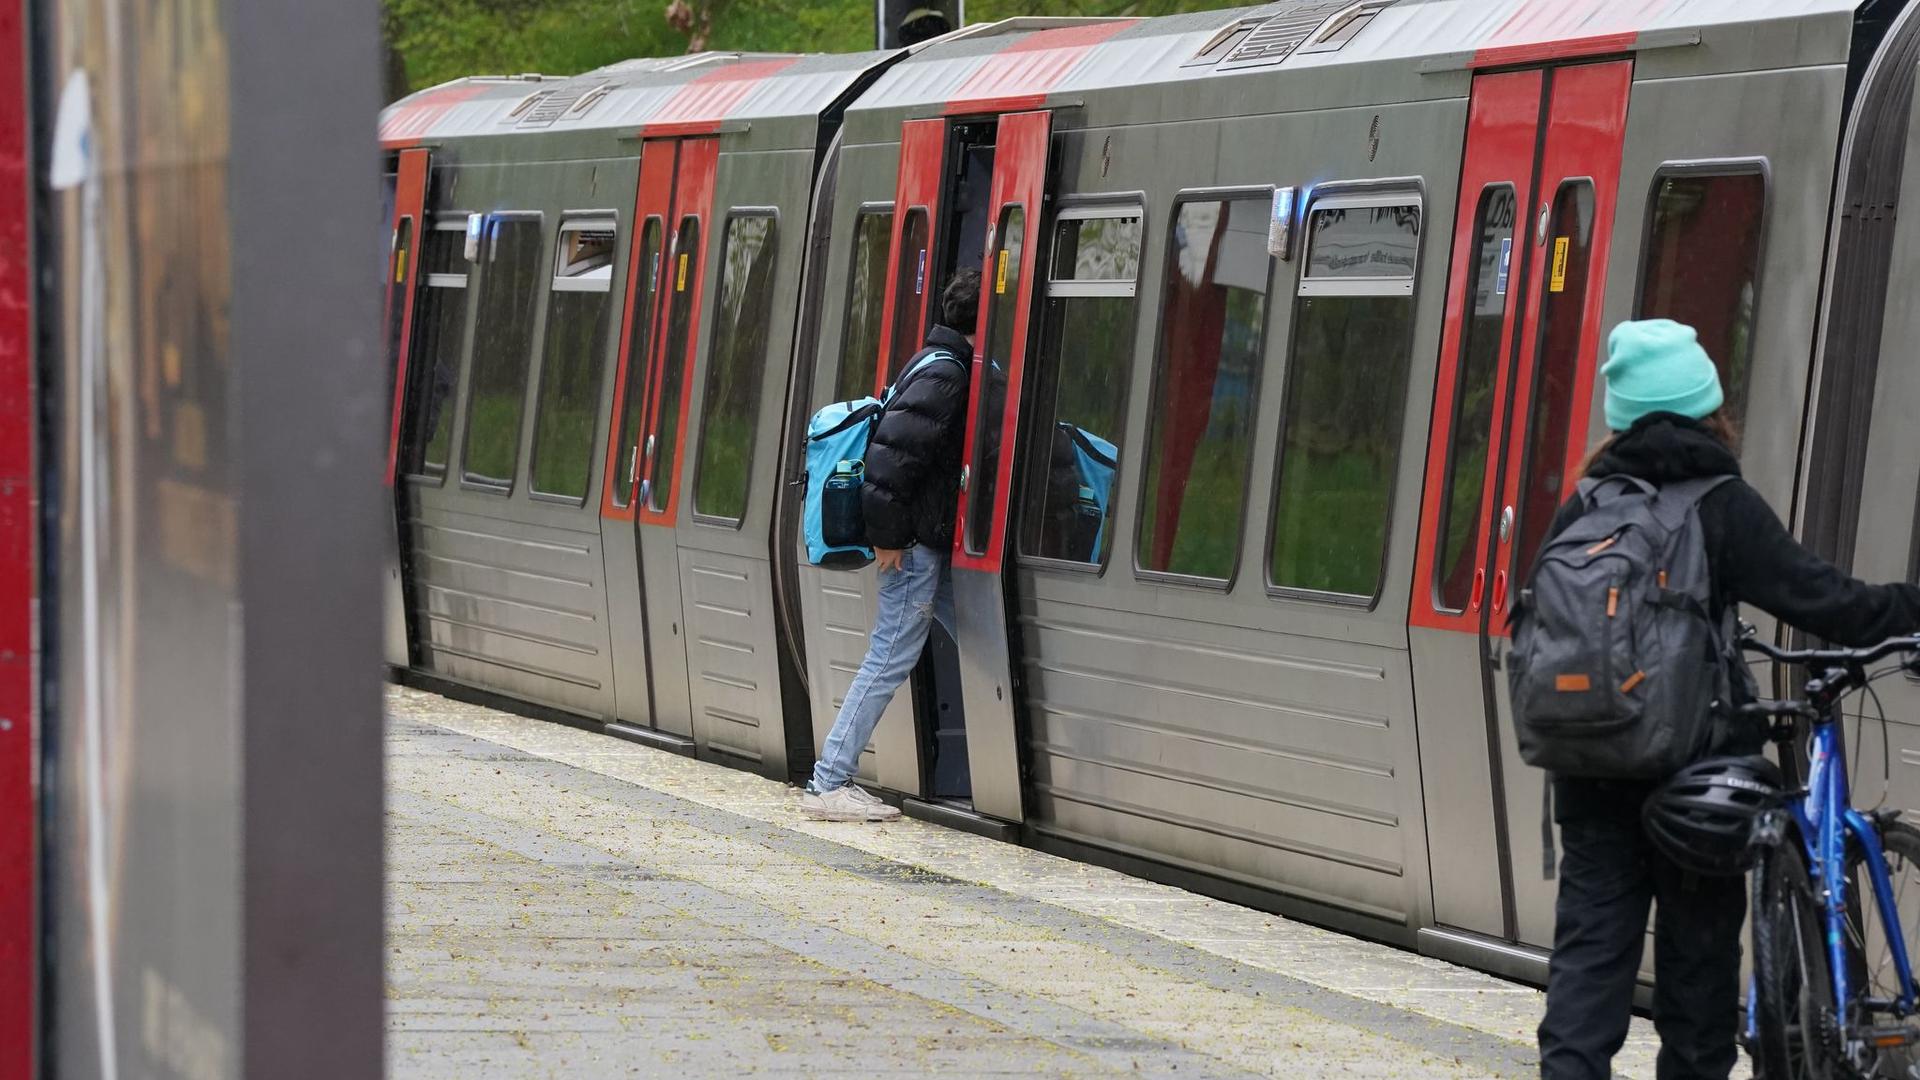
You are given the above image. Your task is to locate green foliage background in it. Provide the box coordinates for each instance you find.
[383,0,1253,101]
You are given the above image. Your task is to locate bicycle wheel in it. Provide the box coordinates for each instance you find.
[1753,835,1843,1079]
[1846,814,1920,1077]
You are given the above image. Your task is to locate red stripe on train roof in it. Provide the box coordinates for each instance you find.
[380,82,490,147]
[1472,31,1640,68]
[945,20,1137,115]
[641,57,801,136]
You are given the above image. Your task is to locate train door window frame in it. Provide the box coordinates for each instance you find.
[528,214,619,505]
[459,211,547,494]
[887,207,933,384]
[610,215,666,510]
[1017,197,1147,575]
[1430,183,1517,614]
[836,203,895,403]
[691,207,781,528]
[1132,186,1278,590]
[399,215,475,485]
[644,213,703,514]
[1266,184,1424,607]
[1632,158,1771,426]
[963,202,1030,556]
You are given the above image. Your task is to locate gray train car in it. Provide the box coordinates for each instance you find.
[380,0,1920,983]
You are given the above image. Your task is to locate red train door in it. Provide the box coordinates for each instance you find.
[950,110,1051,823]
[382,148,430,670]
[598,136,718,741]
[1410,61,1631,950]
[876,119,946,387]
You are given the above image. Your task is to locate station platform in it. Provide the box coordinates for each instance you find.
[386,685,1673,1078]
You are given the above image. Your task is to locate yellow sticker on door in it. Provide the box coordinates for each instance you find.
[676,252,688,292]
[1549,237,1570,293]
[995,249,1009,295]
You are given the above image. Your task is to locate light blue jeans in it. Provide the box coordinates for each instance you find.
[810,543,955,793]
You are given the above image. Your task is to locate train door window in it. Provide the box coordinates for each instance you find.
[385,217,414,392]
[1432,186,1516,611]
[1268,194,1422,601]
[837,207,893,401]
[399,219,471,480]
[888,208,931,380]
[1511,180,1597,580]
[461,214,545,490]
[963,205,1026,555]
[646,215,701,512]
[1637,166,1767,422]
[529,219,617,502]
[693,211,779,524]
[1019,207,1143,567]
[611,217,664,508]
[1136,193,1274,583]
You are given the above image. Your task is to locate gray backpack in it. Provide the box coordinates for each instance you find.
[1509,474,1738,781]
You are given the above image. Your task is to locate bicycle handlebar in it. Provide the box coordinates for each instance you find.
[1738,632,1920,669]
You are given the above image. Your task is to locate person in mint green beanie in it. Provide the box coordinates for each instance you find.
[1535,319,1920,1079]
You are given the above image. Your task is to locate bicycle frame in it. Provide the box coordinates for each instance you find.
[1778,705,1917,1021]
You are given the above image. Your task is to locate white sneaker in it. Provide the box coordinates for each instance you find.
[802,784,901,822]
[841,784,887,807]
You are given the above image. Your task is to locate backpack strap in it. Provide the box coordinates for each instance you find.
[1541,780,1557,882]
[1649,474,1737,531]
[1576,474,1655,509]
[882,348,966,406]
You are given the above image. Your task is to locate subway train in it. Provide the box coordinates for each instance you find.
[377,0,1920,983]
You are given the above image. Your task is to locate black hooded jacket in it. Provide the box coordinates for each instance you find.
[861,324,973,551]
[1544,413,1920,646]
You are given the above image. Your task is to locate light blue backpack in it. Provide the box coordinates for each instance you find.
[802,350,961,569]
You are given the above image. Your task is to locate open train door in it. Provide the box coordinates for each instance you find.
[1410,61,1630,968]
[949,109,1051,824]
[382,147,430,669]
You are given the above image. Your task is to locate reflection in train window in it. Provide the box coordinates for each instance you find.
[1638,168,1767,422]
[1269,197,1421,599]
[837,208,893,401]
[888,208,931,381]
[460,214,545,489]
[1020,208,1142,566]
[964,205,1026,555]
[647,215,701,512]
[1433,186,1516,611]
[1136,194,1273,582]
[611,218,664,508]
[530,219,617,502]
[693,212,779,524]
[1511,181,1597,586]
[399,221,471,480]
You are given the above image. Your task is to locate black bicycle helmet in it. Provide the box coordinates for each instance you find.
[1642,755,1785,876]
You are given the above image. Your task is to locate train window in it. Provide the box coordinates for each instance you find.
[837,207,893,401]
[1638,167,1767,422]
[964,205,1026,555]
[385,217,414,394]
[693,211,779,524]
[529,219,617,502]
[1269,196,1421,600]
[460,214,544,490]
[1433,186,1517,611]
[611,218,665,508]
[1511,180,1597,583]
[888,208,931,381]
[1136,194,1273,583]
[1019,208,1143,567]
[399,220,471,479]
[646,215,701,512]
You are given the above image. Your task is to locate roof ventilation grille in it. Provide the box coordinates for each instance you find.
[519,81,605,127]
[1217,0,1367,70]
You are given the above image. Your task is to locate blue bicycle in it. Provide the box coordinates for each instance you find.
[1742,630,1920,1079]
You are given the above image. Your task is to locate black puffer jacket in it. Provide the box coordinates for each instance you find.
[862,325,972,551]
[1544,413,1920,645]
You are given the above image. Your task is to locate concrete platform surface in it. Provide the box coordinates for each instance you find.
[386,685,1683,1079]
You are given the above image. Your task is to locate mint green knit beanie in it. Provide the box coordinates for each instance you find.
[1601,319,1724,432]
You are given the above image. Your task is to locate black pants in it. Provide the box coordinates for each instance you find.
[1538,777,1747,1080]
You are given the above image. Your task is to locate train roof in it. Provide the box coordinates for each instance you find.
[381,0,1869,149]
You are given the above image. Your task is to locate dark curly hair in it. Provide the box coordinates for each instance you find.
[941,268,981,332]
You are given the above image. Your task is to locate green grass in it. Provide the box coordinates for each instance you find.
[463,391,524,485]
[1269,448,1392,597]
